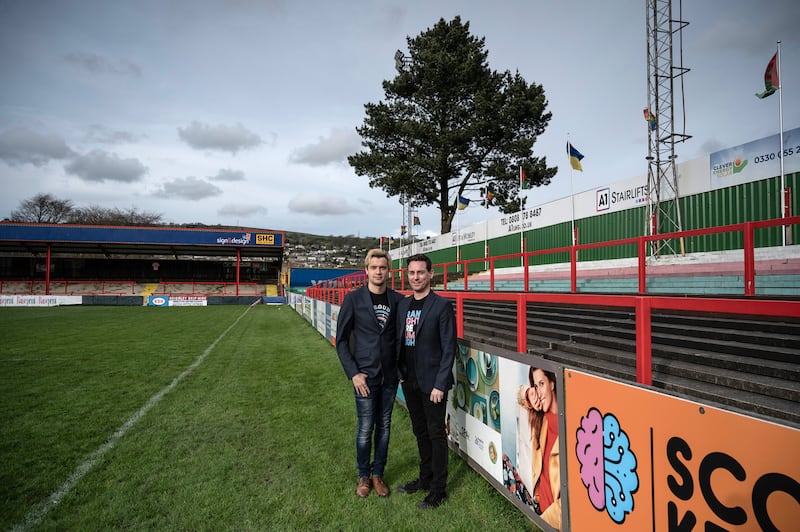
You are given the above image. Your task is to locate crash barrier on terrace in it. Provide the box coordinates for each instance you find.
[0,280,139,295]
[444,249,800,296]
[0,280,270,298]
[300,217,800,530]
[158,281,265,296]
[0,294,275,307]
[313,215,800,300]
[290,290,799,531]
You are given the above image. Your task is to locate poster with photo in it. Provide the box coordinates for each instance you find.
[449,340,566,531]
[448,342,502,481]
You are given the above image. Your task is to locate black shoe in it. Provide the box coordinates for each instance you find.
[418,491,447,510]
[396,478,430,494]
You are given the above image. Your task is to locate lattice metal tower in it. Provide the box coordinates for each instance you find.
[645,0,691,257]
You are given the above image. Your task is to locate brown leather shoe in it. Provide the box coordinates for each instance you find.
[356,477,372,498]
[372,476,390,497]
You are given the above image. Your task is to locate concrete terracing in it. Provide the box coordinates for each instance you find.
[446,245,800,296]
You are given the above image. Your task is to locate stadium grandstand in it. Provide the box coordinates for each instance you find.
[0,224,286,305]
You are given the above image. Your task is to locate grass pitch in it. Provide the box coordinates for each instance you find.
[0,305,535,531]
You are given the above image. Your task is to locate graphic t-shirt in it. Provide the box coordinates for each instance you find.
[370,290,390,329]
[401,296,426,382]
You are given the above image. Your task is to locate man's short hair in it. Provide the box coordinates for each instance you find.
[364,248,391,268]
[407,253,432,272]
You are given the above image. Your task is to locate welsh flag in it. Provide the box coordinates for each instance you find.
[520,166,531,190]
[756,53,778,99]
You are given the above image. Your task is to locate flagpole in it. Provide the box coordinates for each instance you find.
[519,165,524,267]
[456,205,461,273]
[484,215,488,271]
[408,204,414,255]
[400,194,405,253]
[568,137,576,246]
[571,167,576,245]
[777,41,787,246]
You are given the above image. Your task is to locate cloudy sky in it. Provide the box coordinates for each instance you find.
[1,0,798,238]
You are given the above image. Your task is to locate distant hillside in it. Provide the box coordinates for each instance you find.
[283,231,382,269]
[283,231,380,249]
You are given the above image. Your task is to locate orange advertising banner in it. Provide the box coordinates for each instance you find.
[564,369,800,531]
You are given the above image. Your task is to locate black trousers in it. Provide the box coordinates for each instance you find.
[402,379,449,494]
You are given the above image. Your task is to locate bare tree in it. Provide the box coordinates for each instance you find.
[68,205,163,226]
[9,193,74,223]
[8,194,162,225]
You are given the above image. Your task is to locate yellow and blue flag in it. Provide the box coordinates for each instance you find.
[567,142,584,172]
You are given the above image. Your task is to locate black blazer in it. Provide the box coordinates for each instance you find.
[336,285,403,387]
[395,290,456,394]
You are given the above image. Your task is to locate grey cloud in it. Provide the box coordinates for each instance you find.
[209,168,245,181]
[224,0,286,14]
[288,194,360,215]
[694,4,800,53]
[153,176,222,200]
[699,138,725,156]
[64,149,147,183]
[290,127,362,166]
[217,204,267,217]
[62,51,142,78]
[0,127,75,166]
[178,121,262,154]
[84,124,141,144]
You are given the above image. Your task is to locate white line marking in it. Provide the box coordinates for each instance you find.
[12,305,254,532]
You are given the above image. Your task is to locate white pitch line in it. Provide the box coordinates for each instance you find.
[12,304,255,532]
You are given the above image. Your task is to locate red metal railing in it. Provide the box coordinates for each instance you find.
[157,281,263,296]
[313,215,800,297]
[306,287,800,388]
[304,216,800,387]
[0,279,137,295]
[0,279,264,296]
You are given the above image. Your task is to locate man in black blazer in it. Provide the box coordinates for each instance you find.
[336,248,403,498]
[395,253,456,510]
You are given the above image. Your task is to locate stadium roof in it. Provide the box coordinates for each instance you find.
[0,223,285,259]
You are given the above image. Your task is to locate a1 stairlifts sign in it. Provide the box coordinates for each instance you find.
[596,179,649,213]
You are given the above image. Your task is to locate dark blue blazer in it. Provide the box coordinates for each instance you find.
[395,290,456,394]
[336,285,403,387]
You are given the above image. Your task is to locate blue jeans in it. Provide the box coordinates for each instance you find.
[354,383,397,478]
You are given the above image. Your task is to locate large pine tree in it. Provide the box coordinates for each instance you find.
[349,16,556,234]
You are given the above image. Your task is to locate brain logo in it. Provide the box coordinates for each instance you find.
[575,407,639,524]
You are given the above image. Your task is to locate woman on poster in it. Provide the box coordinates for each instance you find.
[505,367,561,530]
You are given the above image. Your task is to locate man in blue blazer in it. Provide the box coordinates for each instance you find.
[395,253,456,510]
[336,248,403,498]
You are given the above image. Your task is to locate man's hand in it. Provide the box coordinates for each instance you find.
[430,388,444,404]
[352,373,370,397]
